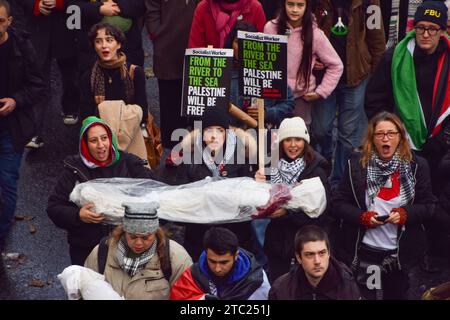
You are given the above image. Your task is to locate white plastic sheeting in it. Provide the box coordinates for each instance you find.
[69,176,326,224]
[57,265,124,300]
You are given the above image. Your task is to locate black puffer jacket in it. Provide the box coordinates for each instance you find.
[174,129,256,260]
[264,152,331,260]
[332,151,436,267]
[47,152,154,249]
[269,257,362,300]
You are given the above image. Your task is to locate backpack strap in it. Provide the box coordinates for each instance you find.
[97,236,109,274]
[161,236,172,282]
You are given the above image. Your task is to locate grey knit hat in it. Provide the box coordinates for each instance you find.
[122,202,159,235]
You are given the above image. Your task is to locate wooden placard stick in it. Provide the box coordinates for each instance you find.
[255,98,265,173]
[228,103,258,128]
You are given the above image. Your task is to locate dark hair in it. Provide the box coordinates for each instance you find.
[88,22,126,48]
[203,227,239,255]
[279,139,315,165]
[294,225,330,254]
[0,0,10,16]
[224,21,258,49]
[274,0,314,91]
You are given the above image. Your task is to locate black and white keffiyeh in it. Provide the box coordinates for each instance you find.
[116,235,157,277]
[270,157,306,185]
[367,153,415,206]
[197,130,237,177]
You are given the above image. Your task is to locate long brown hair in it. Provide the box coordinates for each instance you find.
[110,226,168,268]
[274,0,314,92]
[360,112,413,167]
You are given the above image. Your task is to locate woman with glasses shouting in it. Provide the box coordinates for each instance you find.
[332,112,436,300]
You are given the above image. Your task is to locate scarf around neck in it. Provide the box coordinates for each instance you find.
[270,157,305,185]
[392,31,450,150]
[366,153,415,207]
[116,235,157,277]
[91,52,135,105]
[209,0,251,47]
[197,130,237,177]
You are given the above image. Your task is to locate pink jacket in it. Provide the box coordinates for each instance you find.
[264,20,343,99]
[188,0,266,48]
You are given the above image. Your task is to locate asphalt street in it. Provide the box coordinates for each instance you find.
[0,33,449,300]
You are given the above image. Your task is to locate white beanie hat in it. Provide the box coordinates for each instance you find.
[277,117,310,144]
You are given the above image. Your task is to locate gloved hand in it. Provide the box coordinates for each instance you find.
[360,211,378,229]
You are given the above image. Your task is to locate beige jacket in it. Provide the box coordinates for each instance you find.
[85,238,192,300]
[98,100,148,163]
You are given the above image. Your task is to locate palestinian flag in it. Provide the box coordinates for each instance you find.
[392,31,450,150]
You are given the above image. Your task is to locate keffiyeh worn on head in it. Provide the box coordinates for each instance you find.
[270,157,305,185]
[366,153,415,206]
[116,235,157,277]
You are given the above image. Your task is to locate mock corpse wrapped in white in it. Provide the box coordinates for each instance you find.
[69,176,326,224]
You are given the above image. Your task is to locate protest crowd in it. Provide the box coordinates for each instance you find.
[1,0,450,301]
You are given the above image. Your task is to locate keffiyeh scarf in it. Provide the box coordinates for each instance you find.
[270,157,305,185]
[198,130,237,177]
[366,153,415,206]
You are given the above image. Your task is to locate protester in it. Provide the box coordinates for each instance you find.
[188,0,266,49]
[47,117,154,265]
[80,22,148,125]
[255,117,331,282]
[332,112,436,299]
[170,227,270,300]
[0,0,44,252]
[68,0,146,73]
[175,106,256,260]
[264,0,343,128]
[365,0,449,272]
[144,0,197,149]
[312,0,386,187]
[269,225,361,300]
[23,0,79,152]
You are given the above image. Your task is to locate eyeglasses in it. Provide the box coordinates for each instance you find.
[415,26,440,36]
[374,131,400,140]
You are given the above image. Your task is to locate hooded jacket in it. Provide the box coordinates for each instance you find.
[47,117,154,249]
